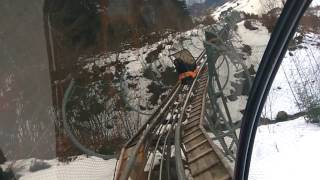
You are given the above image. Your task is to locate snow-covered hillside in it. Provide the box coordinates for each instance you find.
[1,156,117,180]
[213,0,320,19]
[215,19,270,123]
[82,29,205,119]
[212,0,283,19]
[249,118,320,180]
[265,32,320,118]
[2,1,320,180]
[216,0,320,179]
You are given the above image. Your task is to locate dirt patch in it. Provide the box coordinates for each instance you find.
[142,66,157,80]
[147,82,167,105]
[241,44,252,56]
[145,44,165,63]
[244,20,258,30]
[160,66,178,86]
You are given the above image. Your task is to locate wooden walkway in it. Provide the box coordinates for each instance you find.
[114,63,234,180]
[182,72,233,180]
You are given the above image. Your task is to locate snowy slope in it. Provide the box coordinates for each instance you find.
[185,0,206,6]
[249,118,320,180]
[312,0,320,7]
[211,0,320,119]
[1,156,117,180]
[264,32,320,119]
[215,20,270,122]
[213,0,320,20]
[212,0,283,19]
[82,28,205,119]
[5,2,318,180]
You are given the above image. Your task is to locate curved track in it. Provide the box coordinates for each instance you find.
[114,50,233,180]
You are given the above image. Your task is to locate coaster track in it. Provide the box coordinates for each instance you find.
[114,50,233,180]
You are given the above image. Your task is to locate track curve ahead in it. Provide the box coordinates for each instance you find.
[114,50,233,180]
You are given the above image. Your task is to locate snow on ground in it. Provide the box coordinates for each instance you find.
[214,19,270,123]
[208,7,320,174]
[185,0,206,7]
[212,0,283,19]
[311,0,320,7]
[1,156,117,180]
[235,20,269,69]
[212,0,320,20]
[80,27,205,118]
[249,118,320,180]
[264,32,320,119]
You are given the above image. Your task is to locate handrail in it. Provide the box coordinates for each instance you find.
[124,81,182,148]
[174,60,207,180]
[116,49,206,180]
[118,83,182,180]
[123,49,206,148]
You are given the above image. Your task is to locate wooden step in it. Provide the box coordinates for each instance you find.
[192,95,203,102]
[193,164,231,180]
[188,149,214,164]
[186,117,200,125]
[184,132,203,144]
[197,81,207,86]
[194,91,204,96]
[198,75,208,80]
[191,102,203,109]
[184,127,201,137]
[196,85,206,91]
[191,98,203,105]
[184,132,206,145]
[185,125,199,134]
[189,105,202,113]
[198,80,207,85]
[184,121,199,131]
[187,114,201,123]
[192,158,220,177]
[186,139,208,153]
[188,111,201,119]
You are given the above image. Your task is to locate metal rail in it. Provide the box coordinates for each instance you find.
[174,63,233,180]
[174,59,207,180]
[118,84,182,180]
[115,50,206,180]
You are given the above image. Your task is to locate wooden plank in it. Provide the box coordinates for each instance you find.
[186,117,200,125]
[191,101,203,107]
[188,111,201,119]
[190,105,202,113]
[191,99,203,106]
[184,120,199,130]
[199,126,234,176]
[188,150,218,177]
[194,163,231,180]
[184,134,206,145]
[192,158,220,177]
[188,149,214,163]
[184,125,200,135]
[186,140,208,153]
[184,132,203,143]
[192,95,203,102]
[184,127,201,137]
[187,115,201,124]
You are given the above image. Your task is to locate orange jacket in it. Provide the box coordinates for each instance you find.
[178,69,198,80]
